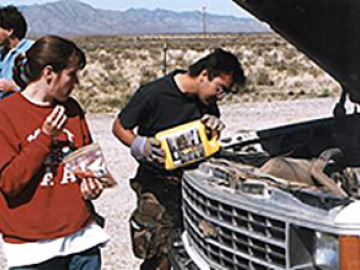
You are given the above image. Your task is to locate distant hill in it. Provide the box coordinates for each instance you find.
[13,0,269,36]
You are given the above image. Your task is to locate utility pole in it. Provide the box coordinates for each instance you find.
[202,4,207,37]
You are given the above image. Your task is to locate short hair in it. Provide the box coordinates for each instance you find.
[188,48,245,85]
[13,35,86,89]
[0,5,27,40]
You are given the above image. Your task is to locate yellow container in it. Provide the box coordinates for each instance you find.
[155,120,221,170]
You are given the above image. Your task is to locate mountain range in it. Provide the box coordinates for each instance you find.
[5,0,270,36]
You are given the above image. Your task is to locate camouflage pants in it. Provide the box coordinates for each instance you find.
[129,171,182,270]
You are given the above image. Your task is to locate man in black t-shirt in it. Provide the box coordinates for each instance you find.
[112,48,245,270]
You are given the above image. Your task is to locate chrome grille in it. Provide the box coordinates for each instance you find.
[182,178,287,270]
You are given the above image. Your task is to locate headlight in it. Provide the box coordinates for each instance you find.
[314,232,339,270]
[314,233,360,270]
[290,225,360,269]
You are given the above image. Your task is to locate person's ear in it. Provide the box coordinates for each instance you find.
[199,69,208,83]
[3,28,14,39]
[42,65,55,85]
[8,29,15,38]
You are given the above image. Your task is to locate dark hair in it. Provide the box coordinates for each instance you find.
[0,6,27,40]
[13,35,86,89]
[188,48,245,85]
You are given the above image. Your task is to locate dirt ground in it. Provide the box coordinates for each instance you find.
[0,97,348,269]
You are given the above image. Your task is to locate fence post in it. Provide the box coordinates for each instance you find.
[162,42,168,75]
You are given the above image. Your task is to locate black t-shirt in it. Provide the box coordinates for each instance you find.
[118,70,220,178]
[118,70,220,137]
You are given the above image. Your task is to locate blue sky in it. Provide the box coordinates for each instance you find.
[0,0,252,18]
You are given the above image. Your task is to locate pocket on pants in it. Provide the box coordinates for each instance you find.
[129,217,155,259]
[129,192,171,259]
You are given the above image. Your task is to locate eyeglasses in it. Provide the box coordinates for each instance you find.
[216,85,235,96]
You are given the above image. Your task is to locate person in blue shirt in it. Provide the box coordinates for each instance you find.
[0,6,33,99]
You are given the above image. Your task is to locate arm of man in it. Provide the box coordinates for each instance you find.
[112,118,135,147]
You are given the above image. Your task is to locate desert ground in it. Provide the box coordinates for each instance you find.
[0,33,349,269]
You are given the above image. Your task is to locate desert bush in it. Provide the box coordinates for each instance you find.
[121,50,137,61]
[139,67,159,86]
[254,69,273,86]
[287,66,298,76]
[319,88,331,98]
[284,47,297,60]
[308,66,323,78]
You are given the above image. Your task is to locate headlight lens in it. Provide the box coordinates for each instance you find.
[314,231,339,270]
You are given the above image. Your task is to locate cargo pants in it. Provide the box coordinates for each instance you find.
[129,168,182,270]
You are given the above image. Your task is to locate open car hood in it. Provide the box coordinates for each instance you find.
[233,0,360,102]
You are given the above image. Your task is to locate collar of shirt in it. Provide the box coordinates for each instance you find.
[8,38,31,56]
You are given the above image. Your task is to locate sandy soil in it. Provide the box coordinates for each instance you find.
[0,97,348,269]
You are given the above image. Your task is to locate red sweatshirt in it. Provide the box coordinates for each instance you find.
[0,93,93,243]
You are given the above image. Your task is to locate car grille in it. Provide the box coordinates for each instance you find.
[182,178,287,270]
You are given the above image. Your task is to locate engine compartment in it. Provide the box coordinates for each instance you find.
[207,113,360,209]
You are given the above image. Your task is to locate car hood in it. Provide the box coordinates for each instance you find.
[233,0,360,102]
